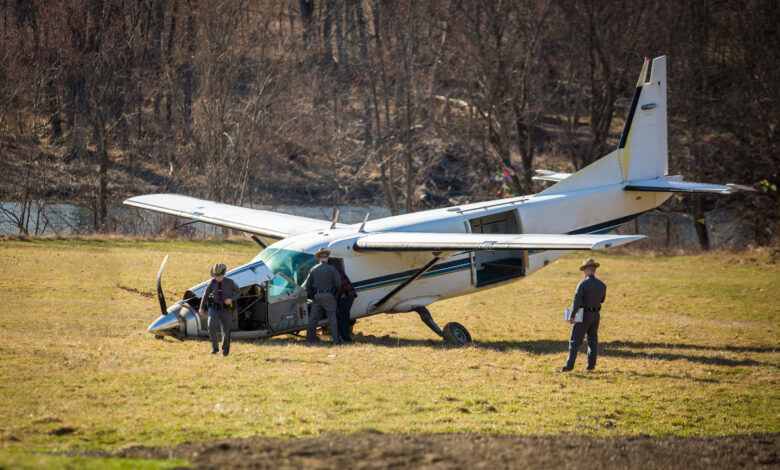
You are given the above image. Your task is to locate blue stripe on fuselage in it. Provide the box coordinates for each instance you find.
[353,257,470,292]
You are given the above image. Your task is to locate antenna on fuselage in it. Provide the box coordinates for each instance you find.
[330,208,340,229]
[359,212,370,232]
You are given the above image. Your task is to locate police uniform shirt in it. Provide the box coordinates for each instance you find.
[571,275,607,311]
[305,262,341,295]
[199,276,240,311]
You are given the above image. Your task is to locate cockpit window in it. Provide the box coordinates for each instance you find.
[255,248,316,286]
[268,273,296,297]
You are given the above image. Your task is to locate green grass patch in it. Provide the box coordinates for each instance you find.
[0,239,777,457]
[0,450,187,469]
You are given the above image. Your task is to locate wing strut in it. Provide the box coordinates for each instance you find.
[370,254,441,313]
[249,234,267,248]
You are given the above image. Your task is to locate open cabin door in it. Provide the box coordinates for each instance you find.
[265,273,309,332]
[468,209,526,287]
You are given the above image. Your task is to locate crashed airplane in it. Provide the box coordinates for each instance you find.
[126,56,753,344]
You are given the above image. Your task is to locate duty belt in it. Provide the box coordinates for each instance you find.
[209,299,231,309]
[316,289,332,294]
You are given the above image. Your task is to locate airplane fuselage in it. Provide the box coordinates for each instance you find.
[257,181,671,320]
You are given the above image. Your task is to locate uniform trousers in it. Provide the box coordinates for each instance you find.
[208,307,233,353]
[564,310,600,370]
[307,293,341,344]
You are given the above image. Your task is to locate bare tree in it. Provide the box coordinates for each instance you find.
[556,0,656,170]
[453,0,557,194]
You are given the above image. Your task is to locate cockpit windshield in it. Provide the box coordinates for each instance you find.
[253,248,316,287]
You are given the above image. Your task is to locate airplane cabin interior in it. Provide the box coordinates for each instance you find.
[468,210,526,286]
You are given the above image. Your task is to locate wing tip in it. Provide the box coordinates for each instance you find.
[591,235,646,250]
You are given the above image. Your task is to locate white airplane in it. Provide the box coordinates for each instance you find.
[126,56,753,344]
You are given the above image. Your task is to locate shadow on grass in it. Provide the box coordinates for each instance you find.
[607,340,776,354]
[348,335,777,368]
[185,330,777,368]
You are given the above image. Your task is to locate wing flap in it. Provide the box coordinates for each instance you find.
[354,232,645,252]
[124,194,340,239]
[532,169,572,183]
[624,176,756,194]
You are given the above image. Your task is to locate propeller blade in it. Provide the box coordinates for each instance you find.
[156,255,169,316]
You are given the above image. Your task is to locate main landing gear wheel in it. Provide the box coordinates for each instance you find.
[414,307,472,345]
[442,322,472,345]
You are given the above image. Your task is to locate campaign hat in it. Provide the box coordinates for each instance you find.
[579,258,600,271]
[210,263,227,277]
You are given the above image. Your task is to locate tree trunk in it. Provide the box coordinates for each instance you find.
[164,0,178,127]
[92,115,109,233]
[372,1,398,215]
[46,76,61,139]
[322,0,334,64]
[298,0,314,55]
[395,7,417,214]
[692,196,710,250]
[334,0,347,99]
[353,0,372,149]
[182,0,196,131]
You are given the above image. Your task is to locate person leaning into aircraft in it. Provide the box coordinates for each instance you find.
[304,248,342,345]
[556,258,606,373]
[329,258,357,344]
[199,263,240,356]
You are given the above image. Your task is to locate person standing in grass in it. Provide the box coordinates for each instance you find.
[304,248,342,345]
[199,263,240,356]
[329,258,357,343]
[556,258,606,373]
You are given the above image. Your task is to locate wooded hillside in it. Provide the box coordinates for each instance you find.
[0,0,777,246]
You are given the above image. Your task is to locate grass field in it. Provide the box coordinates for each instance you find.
[0,238,777,463]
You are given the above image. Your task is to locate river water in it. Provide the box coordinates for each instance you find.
[0,202,394,237]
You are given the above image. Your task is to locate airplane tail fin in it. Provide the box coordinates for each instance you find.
[618,56,668,182]
[541,56,668,195]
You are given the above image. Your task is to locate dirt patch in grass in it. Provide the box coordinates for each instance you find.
[97,433,779,469]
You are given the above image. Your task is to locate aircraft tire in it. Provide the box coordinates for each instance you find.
[442,322,471,345]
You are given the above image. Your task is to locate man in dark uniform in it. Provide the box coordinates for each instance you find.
[329,259,357,343]
[199,263,241,356]
[304,248,342,345]
[557,258,607,372]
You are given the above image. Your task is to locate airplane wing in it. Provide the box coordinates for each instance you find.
[124,194,343,239]
[624,176,756,194]
[354,232,645,252]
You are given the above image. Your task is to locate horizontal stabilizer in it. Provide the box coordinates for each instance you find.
[124,194,342,239]
[355,232,645,252]
[624,177,756,194]
[532,169,572,183]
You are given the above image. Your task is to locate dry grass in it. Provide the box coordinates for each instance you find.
[0,238,777,456]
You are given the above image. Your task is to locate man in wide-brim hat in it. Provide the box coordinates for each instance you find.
[557,258,607,372]
[199,263,240,356]
[303,247,342,345]
[579,258,600,271]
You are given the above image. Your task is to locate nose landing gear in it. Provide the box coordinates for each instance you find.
[414,307,472,345]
